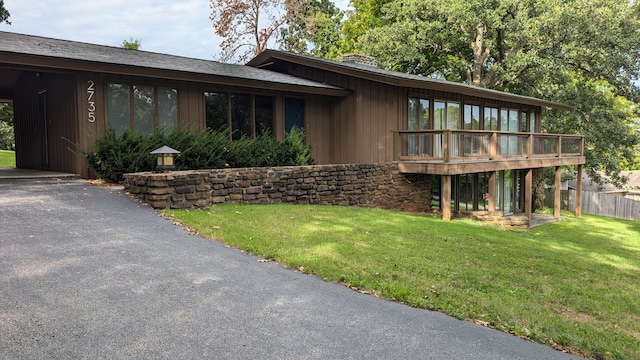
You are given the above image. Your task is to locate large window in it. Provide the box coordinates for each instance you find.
[107,83,177,136]
[463,104,480,130]
[483,107,498,130]
[434,100,460,130]
[408,97,430,156]
[205,92,274,139]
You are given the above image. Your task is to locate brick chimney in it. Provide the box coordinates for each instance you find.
[342,54,378,68]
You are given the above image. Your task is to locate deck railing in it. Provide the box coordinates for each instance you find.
[398,130,584,162]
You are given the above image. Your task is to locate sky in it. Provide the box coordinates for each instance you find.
[2,0,351,61]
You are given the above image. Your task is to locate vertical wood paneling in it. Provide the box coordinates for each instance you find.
[13,71,78,174]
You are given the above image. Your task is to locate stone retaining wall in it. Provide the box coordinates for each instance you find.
[123,163,431,213]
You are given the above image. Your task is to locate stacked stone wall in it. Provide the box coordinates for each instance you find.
[123,163,431,213]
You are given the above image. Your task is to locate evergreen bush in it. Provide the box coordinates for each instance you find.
[85,128,314,182]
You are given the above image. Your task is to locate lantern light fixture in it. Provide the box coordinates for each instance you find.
[150,145,180,172]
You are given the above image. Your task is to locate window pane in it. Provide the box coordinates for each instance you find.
[447,102,460,129]
[408,97,419,130]
[434,101,445,129]
[230,93,251,140]
[419,99,429,129]
[133,85,155,135]
[464,104,480,130]
[158,87,178,133]
[205,92,228,131]
[509,109,519,132]
[521,112,528,132]
[255,95,274,135]
[500,109,509,131]
[107,83,130,137]
[530,112,536,133]
[484,107,498,130]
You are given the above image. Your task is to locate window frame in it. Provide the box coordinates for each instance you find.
[106,82,178,136]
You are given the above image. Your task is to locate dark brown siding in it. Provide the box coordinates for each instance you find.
[179,82,204,132]
[14,71,79,174]
[288,66,404,164]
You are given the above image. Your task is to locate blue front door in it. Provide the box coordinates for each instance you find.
[284,97,304,133]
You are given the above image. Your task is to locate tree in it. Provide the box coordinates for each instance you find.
[281,0,344,59]
[1,0,10,24]
[0,103,14,150]
[353,0,640,187]
[340,0,391,55]
[121,37,141,50]
[210,0,285,63]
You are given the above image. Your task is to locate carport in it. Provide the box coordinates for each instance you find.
[0,56,80,175]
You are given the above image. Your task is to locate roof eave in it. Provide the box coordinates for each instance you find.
[249,50,574,111]
[0,51,350,97]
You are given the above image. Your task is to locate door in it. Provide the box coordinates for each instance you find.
[38,90,50,169]
[284,97,304,133]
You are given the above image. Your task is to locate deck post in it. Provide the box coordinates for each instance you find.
[524,168,532,223]
[442,175,452,221]
[489,132,497,159]
[488,171,496,212]
[554,166,561,219]
[443,131,451,163]
[576,165,583,217]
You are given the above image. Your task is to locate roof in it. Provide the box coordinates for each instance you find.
[247,50,573,111]
[0,31,349,96]
[569,170,640,192]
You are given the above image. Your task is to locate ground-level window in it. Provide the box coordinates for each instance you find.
[431,173,490,212]
[107,83,177,136]
[205,92,274,140]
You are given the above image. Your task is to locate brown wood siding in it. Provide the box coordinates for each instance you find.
[77,73,107,178]
[14,71,79,174]
[288,61,546,165]
[178,82,204,133]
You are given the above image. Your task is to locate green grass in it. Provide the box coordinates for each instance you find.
[0,150,15,168]
[166,205,640,359]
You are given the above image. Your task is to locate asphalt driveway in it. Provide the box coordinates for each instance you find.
[0,178,580,359]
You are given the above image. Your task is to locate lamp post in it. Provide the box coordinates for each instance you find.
[150,145,180,172]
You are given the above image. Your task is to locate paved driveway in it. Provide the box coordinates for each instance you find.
[0,179,580,359]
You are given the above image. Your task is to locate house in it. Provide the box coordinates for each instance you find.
[568,170,640,201]
[0,31,585,224]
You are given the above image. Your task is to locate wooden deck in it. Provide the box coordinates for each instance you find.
[396,130,585,174]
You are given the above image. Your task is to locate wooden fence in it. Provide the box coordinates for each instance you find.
[544,189,640,221]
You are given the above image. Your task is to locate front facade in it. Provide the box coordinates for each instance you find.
[0,32,584,224]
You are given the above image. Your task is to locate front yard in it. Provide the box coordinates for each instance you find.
[166,205,640,360]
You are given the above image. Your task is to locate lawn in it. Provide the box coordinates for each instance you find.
[165,205,640,359]
[0,150,15,167]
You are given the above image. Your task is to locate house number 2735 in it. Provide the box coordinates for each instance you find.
[87,80,96,123]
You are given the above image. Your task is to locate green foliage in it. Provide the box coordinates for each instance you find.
[0,0,10,24]
[281,0,344,59]
[85,128,314,182]
[344,0,640,188]
[121,37,141,50]
[543,77,639,187]
[0,103,14,150]
[168,204,640,360]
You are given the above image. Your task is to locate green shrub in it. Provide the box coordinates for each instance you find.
[0,120,14,150]
[85,128,314,182]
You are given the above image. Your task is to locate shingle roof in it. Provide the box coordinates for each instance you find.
[0,31,346,94]
[248,49,573,111]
